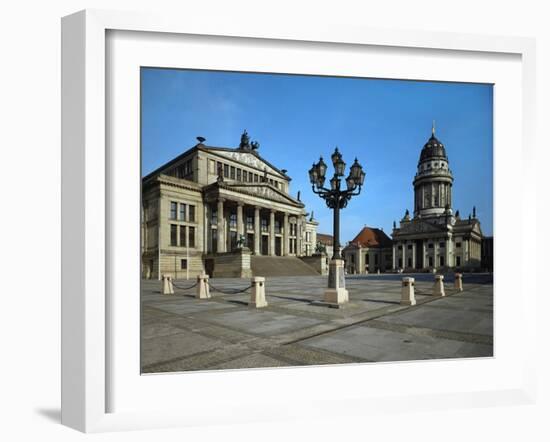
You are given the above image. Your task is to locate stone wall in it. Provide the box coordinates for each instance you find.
[159,250,205,279]
[300,253,328,275]
[212,248,253,278]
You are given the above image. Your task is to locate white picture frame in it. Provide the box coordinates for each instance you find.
[61,9,537,433]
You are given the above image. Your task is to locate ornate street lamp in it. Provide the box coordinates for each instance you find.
[309,147,365,305]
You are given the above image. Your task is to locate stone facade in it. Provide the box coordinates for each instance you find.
[316,233,334,259]
[342,226,393,274]
[141,132,318,279]
[391,126,484,272]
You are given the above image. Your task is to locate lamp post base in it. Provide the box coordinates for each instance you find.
[324,259,349,305]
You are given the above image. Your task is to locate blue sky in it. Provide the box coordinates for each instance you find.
[141,68,493,242]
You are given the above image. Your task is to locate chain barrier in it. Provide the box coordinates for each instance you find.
[206,281,254,295]
[172,280,199,291]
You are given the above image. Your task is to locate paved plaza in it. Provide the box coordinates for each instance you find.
[141,273,493,373]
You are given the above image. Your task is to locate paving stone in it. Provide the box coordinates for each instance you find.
[199,309,324,336]
[140,273,493,372]
[141,330,224,367]
[209,353,291,370]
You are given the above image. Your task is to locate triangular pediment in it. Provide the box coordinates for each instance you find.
[207,149,286,179]
[224,183,302,206]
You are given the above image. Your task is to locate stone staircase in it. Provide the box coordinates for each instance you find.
[251,255,320,277]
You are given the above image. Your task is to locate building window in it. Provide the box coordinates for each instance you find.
[275,220,281,234]
[398,245,403,251]
[398,258,403,268]
[456,256,461,267]
[375,254,379,265]
[428,257,433,266]
[456,242,462,248]
[223,164,229,178]
[428,243,434,249]
[188,205,195,222]
[243,170,248,182]
[237,169,242,181]
[209,159,216,174]
[211,208,218,225]
[439,242,445,248]
[246,214,254,231]
[170,202,177,220]
[170,224,177,246]
[439,256,444,267]
[290,223,297,236]
[175,159,193,178]
[254,174,259,183]
[305,231,310,242]
[261,218,268,232]
[407,258,412,267]
[188,226,195,248]
[181,259,187,270]
[230,166,236,179]
[229,212,237,229]
[179,225,186,247]
[179,203,186,221]
[407,244,412,250]
[230,231,237,250]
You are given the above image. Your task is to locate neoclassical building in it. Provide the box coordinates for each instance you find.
[141,131,319,279]
[343,226,393,274]
[391,126,483,271]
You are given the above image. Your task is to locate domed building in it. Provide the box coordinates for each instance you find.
[391,124,483,271]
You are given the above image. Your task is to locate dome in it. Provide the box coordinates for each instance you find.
[419,133,448,164]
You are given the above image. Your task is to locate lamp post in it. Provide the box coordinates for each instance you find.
[309,148,365,305]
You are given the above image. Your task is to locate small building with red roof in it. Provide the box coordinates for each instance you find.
[342,226,393,274]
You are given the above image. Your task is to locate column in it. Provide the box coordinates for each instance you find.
[254,206,261,255]
[401,242,406,269]
[446,236,452,267]
[434,239,439,269]
[283,212,289,256]
[296,217,302,257]
[392,243,396,270]
[412,242,416,269]
[269,210,275,256]
[217,198,225,253]
[422,240,426,269]
[237,202,244,238]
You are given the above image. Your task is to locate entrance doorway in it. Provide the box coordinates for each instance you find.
[275,237,282,256]
[261,235,269,255]
[415,240,423,269]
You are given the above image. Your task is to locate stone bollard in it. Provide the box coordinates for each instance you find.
[401,277,416,305]
[162,275,174,295]
[249,276,268,308]
[195,272,211,299]
[432,274,445,297]
[454,273,463,292]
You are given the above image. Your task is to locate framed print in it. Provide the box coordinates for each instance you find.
[61,9,537,433]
